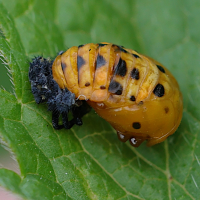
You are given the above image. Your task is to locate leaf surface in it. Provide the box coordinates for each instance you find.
[0,1,199,199]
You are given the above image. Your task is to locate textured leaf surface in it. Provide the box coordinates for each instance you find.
[0,0,199,199]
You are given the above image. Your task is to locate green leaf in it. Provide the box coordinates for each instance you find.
[0,0,199,199]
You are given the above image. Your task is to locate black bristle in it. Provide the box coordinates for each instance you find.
[29,56,91,130]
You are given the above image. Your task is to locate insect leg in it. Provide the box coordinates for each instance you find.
[62,111,78,129]
[71,101,91,126]
[52,110,64,129]
[71,106,83,126]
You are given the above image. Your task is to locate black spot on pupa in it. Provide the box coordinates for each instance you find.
[108,80,123,95]
[157,65,165,73]
[112,44,121,52]
[132,54,140,58]
[164,107,169,113]
[138,101,143,105]
[153,84,165,97]
[61,62,67,71]
[78,44,84,48]
[100,85,106,89]
[132,122,141,129]
[131,68,139,80]
[85,82,90,87]
[89,49,91,51]
[130,95,136,101]
[114,58,127,77]
[77,56,85,71]
[96,54,106,69]
[98,43,107,47]
[119,46,128,53]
